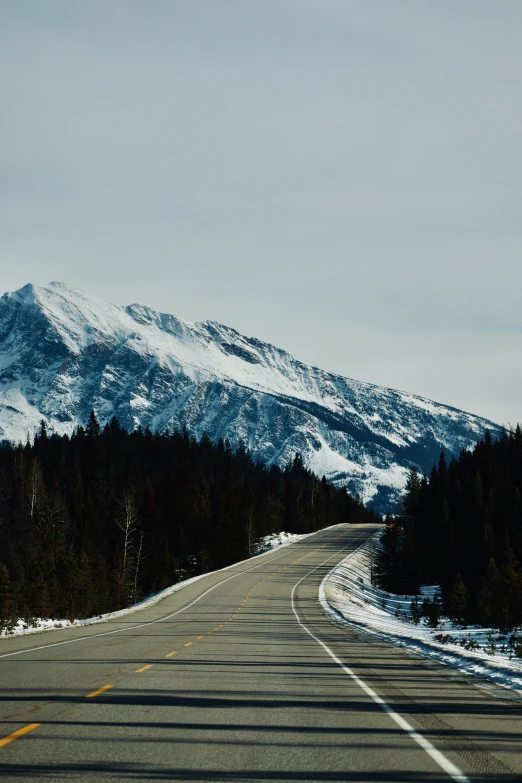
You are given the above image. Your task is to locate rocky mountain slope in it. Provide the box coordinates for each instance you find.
[0,282,501,510]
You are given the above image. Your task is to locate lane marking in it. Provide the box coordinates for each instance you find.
[207,631,212,635]
[0,723,40,749]
[290,545,470,783]
[184,641,193,647]
[214,627,220,630]
[197,635,204,640]
[0,528,349,661]
[85,684,113,699]
[135,664,153,673]
[0,526,370,752]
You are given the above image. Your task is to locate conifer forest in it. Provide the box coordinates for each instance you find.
[375,427,522,630]
[0,414,376,629]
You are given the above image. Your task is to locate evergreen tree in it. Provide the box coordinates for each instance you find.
[86,410,101,439]
[446,573,469,624]
[0,563,15,631]
[374,517,419,594]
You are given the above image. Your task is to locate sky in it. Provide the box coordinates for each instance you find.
[1,1,521,426]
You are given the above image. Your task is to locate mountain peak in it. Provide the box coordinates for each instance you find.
[6,282,39,305]
[0,282,501,510]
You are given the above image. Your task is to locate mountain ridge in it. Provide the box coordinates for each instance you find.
[0,282,501,511]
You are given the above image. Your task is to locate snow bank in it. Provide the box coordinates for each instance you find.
[1,570,213,638]
[320,535,522,696]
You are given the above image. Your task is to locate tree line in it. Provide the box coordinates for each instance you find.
[375,426,522,630]
[0,413,377,630]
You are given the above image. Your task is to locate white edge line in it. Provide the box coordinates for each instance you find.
[290,540,471,783]
[319,543,522,697]
[0,523,345,659]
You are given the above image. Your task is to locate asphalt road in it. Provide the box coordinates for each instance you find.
[0,522,521,782]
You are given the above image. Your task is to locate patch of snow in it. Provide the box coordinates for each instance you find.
[307,438,409,504]
[4,618,75,635]
[308,438,362,478]
[255,531,312,553]
[320,535,522,696]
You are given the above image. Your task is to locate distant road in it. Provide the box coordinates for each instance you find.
[1,523,521,781]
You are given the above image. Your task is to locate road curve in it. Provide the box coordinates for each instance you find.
[0,522,521,782]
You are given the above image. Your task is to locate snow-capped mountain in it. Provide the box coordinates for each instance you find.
[0,282,501,510]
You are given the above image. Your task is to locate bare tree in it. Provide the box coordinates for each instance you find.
[246,510,256,557]
[310,476,318,508]
[131,529,145,605]
[115,488,140,602]
[26,458,45,519]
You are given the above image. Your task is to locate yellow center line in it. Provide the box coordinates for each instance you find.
[86,684,113,699]
[0,533,344,749]
[224,546,334,627]
[0,723,41,749]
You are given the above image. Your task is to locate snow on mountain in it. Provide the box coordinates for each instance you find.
[0,282,502,510]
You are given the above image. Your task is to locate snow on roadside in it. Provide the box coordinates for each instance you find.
[1,570,213,638]
[1,530,314,638]
[255,531,311,553]
[320,535,522,696]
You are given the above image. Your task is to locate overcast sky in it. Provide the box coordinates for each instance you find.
[1,1,520,426]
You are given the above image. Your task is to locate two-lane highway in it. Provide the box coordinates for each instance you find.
[1,523,521,781]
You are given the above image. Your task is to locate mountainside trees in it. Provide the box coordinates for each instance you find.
[0,414,376,628]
